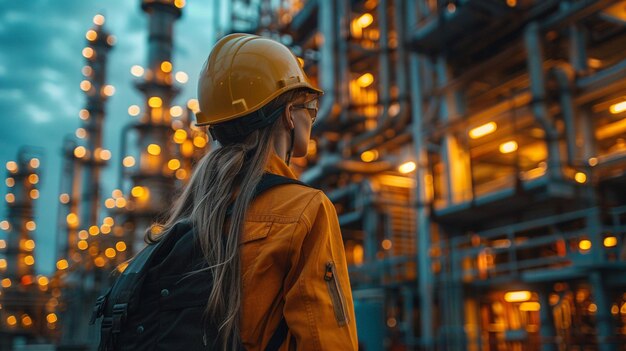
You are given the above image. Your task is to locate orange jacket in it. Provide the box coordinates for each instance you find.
[239,153,358,350]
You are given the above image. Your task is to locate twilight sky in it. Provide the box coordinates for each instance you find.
[0,0,218,275]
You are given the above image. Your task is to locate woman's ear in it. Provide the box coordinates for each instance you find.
[282,103,295,130]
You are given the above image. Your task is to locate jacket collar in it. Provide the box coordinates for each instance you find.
[264,153,297,180]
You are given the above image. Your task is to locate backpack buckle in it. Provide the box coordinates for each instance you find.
[111,303,128,333]
[89,294,108,325]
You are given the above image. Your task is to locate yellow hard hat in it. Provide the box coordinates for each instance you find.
[195,33,323,127]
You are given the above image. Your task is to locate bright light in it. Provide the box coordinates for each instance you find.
[588,303,597,313]
[173,129,187,144]
[506,0,517,7]
[107,35,116,46]
[579,239,592,251]
[0,240,5,249]
[38,276,49,286]
[128,105,141,116]
[76,128,87,139]
[28,174,39,184]
[30,158,39,168]
[105,198,115,208]
[82,47,94,59]
[74,146,87,158]
[100,149,111,161]
[175,71,188,84]
[361,150,378,162]
[79,109,90,120]
[6,315,16,325]
[174,0,185,8]
[105,248,116,258]
[88,225,99,236]
[170,106,183,117]
[588,157,598,166]
[24,255,35,265]
[469,122,497,139]
[0,221,9,230]
[0,259,6,269]
[193,136,207,148]
[357,73,374,88]
[131,186,145,197]
[160,61,172,73]
[356,13,374,28]
[103,217,114,226]
[147,144,161,155]
[94,257,106,267]
[604,236,617,248]
[24,239,35,251]
[22,315,33,327]
[504,291,531,302]
[116,241,127,252]
[131,65,144,77]
[59,193,70,204]
[575,172,587,184]
[77,240,88,251]
[112,189,123,198]
[5,193,15,203]
[168,159,181,171]
[102,85,115,96]
[101,225,111,234]
[47,313,58,324]
[56,259,69,270]
[30,189,39,199]
[499,141,518,154]
[123,156,135,167]
[82,66,93,76]
[2,278,11,288]
[148,96,162,108]
[6,178,14,187]
[609,101,626,114]
[6,161,17,172]
[66,213,78,227]
[93,14,105,25]
[381,239,392,250]
[398,161,416,174]
[187,99,199,112]
[175,168,187,180]
[86,30,98,41]
[78,230,88,240]
[80,80,92,92]
[26,221,36,231]
[115,197,127,208]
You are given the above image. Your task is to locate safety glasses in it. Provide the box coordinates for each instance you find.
[291,98,319,124]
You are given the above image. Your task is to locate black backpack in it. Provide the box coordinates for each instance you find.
[90,173,309,350]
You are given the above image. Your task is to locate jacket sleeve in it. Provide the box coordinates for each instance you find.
[282,192,358,351]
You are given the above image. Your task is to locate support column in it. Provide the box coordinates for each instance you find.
[538,287,558,351]
[590,271,617,351]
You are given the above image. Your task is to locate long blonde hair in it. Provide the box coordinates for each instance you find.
[145,89,305,350]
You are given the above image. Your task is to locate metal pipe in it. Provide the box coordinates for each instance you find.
[524,21,562,180]
[551,65,578,166]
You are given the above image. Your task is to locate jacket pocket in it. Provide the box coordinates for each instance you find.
[324,261,349,326]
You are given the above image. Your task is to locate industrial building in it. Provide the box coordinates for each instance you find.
[1,0,625,350]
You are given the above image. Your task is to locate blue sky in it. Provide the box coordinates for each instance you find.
[0,0,217,275]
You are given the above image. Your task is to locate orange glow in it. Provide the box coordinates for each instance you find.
[381,239,392,250]
[116,241,127,252]
[47,313,57,324]
[575,172,587,183]
[80,80,91,92]
[77,241,88,250]
[193,136,207,148]
[82,65,93,76]
[160,61,173,73]
[168,159,181,170]
[24,255,35,265]
[6,161,17,172]
[398,161,416,174]
[173,129,187,144]
[82,47,94,59]
[105,248,116,258]
[131,186,146,197]
[102,85,115,97]
[22,315,33,327]
[86,30,97,41]
[123,156,135,167]
[107,35,116,46]
[27,174,39,184]
[2,278,12,288]
[78,230,88,240]
[93,14,105,25]
[469,122,497,139]
[181,140,194,157]
[94,257,106,267]
[56,259,69,270]
[504,291,531,302]
[26,220,36,231]
[59,193,70,204]
[5,193,15,203]
[175,168,187,180]
[7,315,17,326]
[0,259,6,269]
[604,236,617,247]
[112,189,123,198]
[38,276,49,286]
[74,146,87,158]
[79,109,90,120]
[89,225,100,236]
[357,73,374,88]
[103,217,114,226]
[579,239,592,251]
[356,13,374,28]
[105,198,115,208]
[148,96,163,108]
[128,105,140,116]
[6,178,14,187]
[147,144,161,155]
[361,150,379,162]
[66,213,78,227]
[100,149,111,161]
[499,141,518,154]
[24,239,35,251]
[101,225,111,235]
[29,158,39,168]
[187,99,199,112]
[115,197,127,208]
[174,0,185,8]
[609,100,626,114]
[76,128,87,139]
[30,189,39,199]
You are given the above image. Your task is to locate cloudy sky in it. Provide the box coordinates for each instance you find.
[0,0,218,275]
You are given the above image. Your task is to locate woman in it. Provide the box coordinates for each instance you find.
[152,34,358,350]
